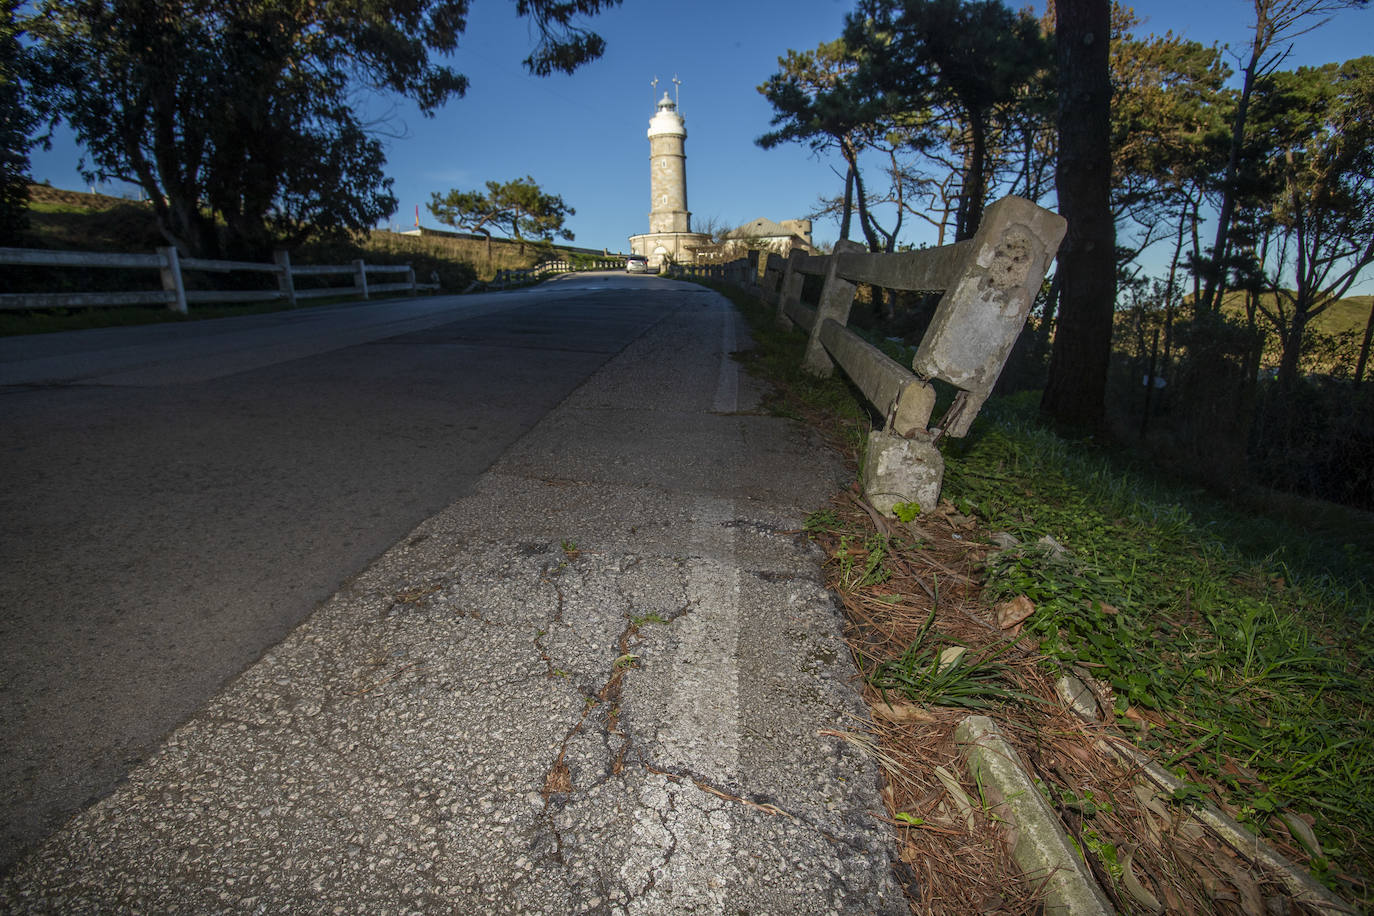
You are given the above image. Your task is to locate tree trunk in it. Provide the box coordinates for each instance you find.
[957,113,988,242]
[1199,0,1281,316]
[162,195,218,259]
[1355,298,1374,386]
[847,146,883,254]
[1276,305,1310,391]
[1041,0,1115,431]
[1033,268,1062,356]
[839,164,855,241]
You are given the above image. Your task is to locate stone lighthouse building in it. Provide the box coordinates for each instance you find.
[629,92,709,267]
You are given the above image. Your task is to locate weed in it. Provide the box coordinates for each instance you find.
[868,610,1033,710]
[804,509,841,534]
[1082,830,1123,881]
[835,534,893,590]
[892,502,922,523]
[630,613,667,626]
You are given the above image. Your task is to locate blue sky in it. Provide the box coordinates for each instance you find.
[27,0,1374,282]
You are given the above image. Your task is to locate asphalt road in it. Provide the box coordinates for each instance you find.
[0,274,677,872]
[0,273,901,913]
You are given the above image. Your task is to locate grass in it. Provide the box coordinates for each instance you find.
[867,608,1033,710]
[701,274,1373,908]
[943,394,1373,898]
[0,297,372,336]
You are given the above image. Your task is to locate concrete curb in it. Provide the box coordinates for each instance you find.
[954,715,1114,916]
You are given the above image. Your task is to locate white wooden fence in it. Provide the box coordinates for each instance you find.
[0,245,439,314]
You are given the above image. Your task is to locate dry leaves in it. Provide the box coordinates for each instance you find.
[995,594,1035,632]
[810,491,1324,915]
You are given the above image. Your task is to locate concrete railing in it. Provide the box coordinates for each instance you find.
[0,246,440,314]
[671,196,1066,515]
[489,257,629,289]
[535,258,627,274]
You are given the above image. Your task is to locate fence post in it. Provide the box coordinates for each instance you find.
[760,253,784,307]
[406,264,418,295]
[802,239,865,376]
[353,259,369,300]
[273,250,296,307]
[776,249,806,328]
[157,246,188,314]
[912,196,1067,436]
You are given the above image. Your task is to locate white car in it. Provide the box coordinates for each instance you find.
[625,255,650,274]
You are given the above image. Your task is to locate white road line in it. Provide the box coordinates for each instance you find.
[712,298,739,413]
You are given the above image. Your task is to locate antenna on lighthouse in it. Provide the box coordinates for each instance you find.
[672,75,681,110]
[651,76,659,108]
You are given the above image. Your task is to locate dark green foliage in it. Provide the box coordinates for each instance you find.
[428,176,575,255]
[1248,57,1374,389]
[844,0,1052,241]
[756,39,889,247]
[0,0,34,244]
[23,0,615,259]
[1249,377,1374,509]
[1196,0,1371,317]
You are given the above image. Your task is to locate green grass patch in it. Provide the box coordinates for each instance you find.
[0,295,382,336]
[868,608,1034,709]
[944,393,1373,892]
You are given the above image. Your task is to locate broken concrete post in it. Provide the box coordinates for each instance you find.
[802,239,865,377]
[760,252,785,306]
[861,429,944,515]
[775,248,807,329]
[956,715,1115,916]
[913,196,1067,437]
[891,380,936,439]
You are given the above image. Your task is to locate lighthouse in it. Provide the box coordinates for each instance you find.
[630,88,708,267]
[648,92,689,232]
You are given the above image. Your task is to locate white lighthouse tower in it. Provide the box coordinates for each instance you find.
[630,85,708,267]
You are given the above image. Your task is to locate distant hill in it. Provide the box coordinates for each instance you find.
[1313,294,1372,336]
[1216,288,1372,337]
[25,183,166,252]
[18,184,608,280]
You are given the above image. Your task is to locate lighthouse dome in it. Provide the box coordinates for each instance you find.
[647,92,686,139]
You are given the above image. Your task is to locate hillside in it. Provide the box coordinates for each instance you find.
[1216,288,1372,337]
[5,184,607,335]
[18,183,586,280]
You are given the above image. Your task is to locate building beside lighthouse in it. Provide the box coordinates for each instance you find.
[629,92,708,267]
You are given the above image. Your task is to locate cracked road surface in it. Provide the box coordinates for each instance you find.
[0,276,905,913]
